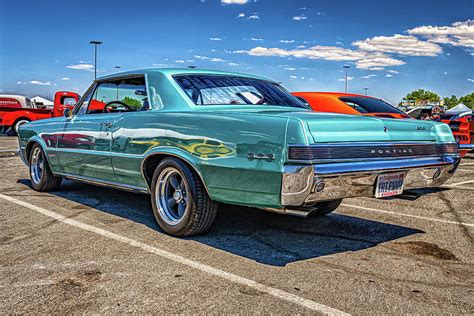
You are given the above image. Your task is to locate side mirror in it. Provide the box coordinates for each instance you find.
[64,108,73,118]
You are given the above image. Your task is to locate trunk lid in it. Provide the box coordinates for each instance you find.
[277,111,439,143]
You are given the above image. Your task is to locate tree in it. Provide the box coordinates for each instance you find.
[459,93,474,109]
[403,89,440,105]
[443,95,459,109]
[122,96,142,110]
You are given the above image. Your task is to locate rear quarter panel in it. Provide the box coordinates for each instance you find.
[111,111,292,208]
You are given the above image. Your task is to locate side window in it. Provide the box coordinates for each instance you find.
[87,76,148,114]
[296,96,309,107]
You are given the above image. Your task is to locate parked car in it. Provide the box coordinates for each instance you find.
[18,68,461,236]
[292,92,412,119]
[0,91,80,135]
[440,111,473,155]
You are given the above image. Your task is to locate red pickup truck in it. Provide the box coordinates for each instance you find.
[0,91,80,135]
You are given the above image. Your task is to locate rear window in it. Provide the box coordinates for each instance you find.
[339,96,404,114]
[174,75,307,108]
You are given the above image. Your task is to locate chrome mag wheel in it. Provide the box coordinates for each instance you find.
[30,147,44,185]
[156,167,189,225]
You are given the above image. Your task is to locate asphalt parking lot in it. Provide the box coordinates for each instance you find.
[0,136,472,314]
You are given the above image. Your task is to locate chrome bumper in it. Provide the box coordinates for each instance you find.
[281,155,460,206]
[458,144,474,150]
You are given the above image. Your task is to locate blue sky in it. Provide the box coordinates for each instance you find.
[0,0,473,104]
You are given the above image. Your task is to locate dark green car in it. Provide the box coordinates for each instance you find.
[18,68,461,236]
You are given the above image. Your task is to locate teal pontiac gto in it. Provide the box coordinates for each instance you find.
[17,68,460,236]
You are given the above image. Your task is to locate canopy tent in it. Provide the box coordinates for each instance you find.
[444,103,472,115]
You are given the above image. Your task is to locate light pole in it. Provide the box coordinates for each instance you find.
[115,66,121,73]
[364,87,369,95]
[343,65,350,93]
[89,41,103,80]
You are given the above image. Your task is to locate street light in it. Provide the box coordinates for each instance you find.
[343,65,350,93]
[89,40,103,80]
[364,87,369,96]
[115,66,121,73]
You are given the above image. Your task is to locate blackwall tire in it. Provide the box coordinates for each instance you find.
[311,199,343,216]
[151,158,218,237]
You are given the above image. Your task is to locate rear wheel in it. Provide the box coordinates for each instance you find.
[29,144,62,191]
[151,158,218,236]
[14,119,30,135]
[310,199,342,216]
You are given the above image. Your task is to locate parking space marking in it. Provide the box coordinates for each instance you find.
[443,179,474,187]
[460,162,474,166]
[341,203,474,227]
[0,193,348,316]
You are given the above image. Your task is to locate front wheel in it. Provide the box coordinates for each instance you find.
[151,158,218,236]
[29,144,62,191]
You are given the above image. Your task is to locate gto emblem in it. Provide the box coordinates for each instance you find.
[383,127,388,133]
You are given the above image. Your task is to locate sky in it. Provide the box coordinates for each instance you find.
[0,0,473,105]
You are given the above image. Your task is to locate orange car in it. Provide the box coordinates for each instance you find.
[292,92,412,119]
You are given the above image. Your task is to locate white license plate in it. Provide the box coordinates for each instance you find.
[375,172,405,198]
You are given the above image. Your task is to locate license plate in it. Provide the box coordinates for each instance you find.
[375,172,405,198]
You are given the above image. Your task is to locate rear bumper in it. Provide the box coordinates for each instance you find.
[281,155,460,206]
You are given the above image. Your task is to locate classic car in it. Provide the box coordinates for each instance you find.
[18,68,461,236]
[292,92,412,119]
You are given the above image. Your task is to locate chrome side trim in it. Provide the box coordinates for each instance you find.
[458,144,474,150]
[54,172,149,194]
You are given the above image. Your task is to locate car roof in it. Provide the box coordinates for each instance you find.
[97,68,271,82]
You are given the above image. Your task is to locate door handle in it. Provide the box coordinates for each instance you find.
[101,122,112,128]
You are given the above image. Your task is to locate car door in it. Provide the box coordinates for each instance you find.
[57,80,125,182]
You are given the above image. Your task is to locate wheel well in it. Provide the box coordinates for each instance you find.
[142,154,208,193]
[13,117,31,126]
[25,141,39,162]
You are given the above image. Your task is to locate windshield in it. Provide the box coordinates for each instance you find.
[174,75,307,108]
[339,96,404,114]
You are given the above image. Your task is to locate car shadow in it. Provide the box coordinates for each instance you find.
[18,178,423,267]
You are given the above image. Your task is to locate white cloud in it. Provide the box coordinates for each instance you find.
[175,60,186,63]
[16,81,26,84]
[228,62,239,66]
[30,80,52,86]
[289,75,297,79]
[237,13,245,18]
[387,70,398,74]
[468,78,474,83]
[361,74,377,79]
[335,41,344,46]
[296,45,306,48]
[245,46,405,69]
[66,63,94,71]
[283,67,296,71]
[444,72,448,75]
[338,76,354,81]
[407,20,474,48]
[61,77,70,80]
[247,14,259,19]
[279,39,295,43]
[353,34,442,56]
[210,37,222,41]
[250,38,263,41]
[293,14,307,21]
[386,74,393,78]
[194,55,225,62]
[221,0,247,4]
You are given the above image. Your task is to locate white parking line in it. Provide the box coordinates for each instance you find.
[0,193,348,316]
[460,162,474,166]
[443,179,474,187]
[340,203,473,227]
